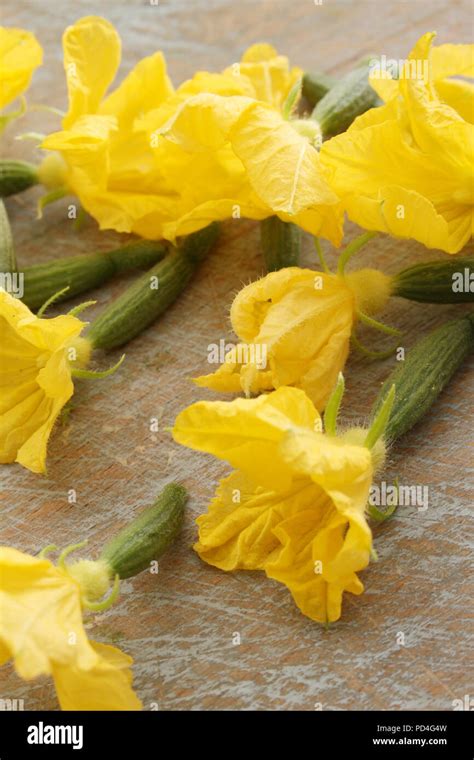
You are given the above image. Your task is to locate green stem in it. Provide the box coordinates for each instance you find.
[323,373,345,436]
[87,223,220,351]
[337,231,377,275]
[314,238,330,273]
[364,385,395,449]
[282,78,303,120]
[260,216,301,272]
[357,310,402,337]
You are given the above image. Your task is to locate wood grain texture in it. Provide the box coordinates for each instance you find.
[1,0,473,711]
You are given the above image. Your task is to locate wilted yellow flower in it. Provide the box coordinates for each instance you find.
[0,546,141,710]
[321,33,474,254]
[172,386,385,623]
[195,262,392,410]
[0,289,91,474]
[41,18,342,243]
[0,26,42,110]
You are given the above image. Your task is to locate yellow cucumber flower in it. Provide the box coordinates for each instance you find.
[0,546,141,710]
[195,253,393,410]
[40,15,176,232]
[41,20,342,243]
[320,33,474,254]
[172,385,387,623]
[141,42,341,242]
[147,88,342,243]
[0,26,42,110]
[0,289,91,474]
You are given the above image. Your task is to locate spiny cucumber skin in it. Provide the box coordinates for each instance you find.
[100,484,187,579]
[23,255,115,310]
[313,66,381,137]
[0,160,39,197]
[87,223,220,350]
[22,241,168,311]
[393,257,474,304]
[302,72,337,107]
[260,216,301,272]
[372,317,474,441]
[0,200,16,273]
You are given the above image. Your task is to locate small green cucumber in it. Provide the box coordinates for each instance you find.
[393,257,474,304]
[312,64,381,138]
[0,159,39,197]
[371,315,474,441]
[87,222,220,350]
[302,71,337,107]
[0,200,16,273]
[22,239,168,311]
[100,483,187,579]
[260,216,301,272]
[303,55,378,109]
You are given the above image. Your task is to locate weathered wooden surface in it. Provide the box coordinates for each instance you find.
[1,0,473,711]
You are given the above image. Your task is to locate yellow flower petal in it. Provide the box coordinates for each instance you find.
[136,70,254,135]
[166,93,337,215]
[62,16,121,128]
[53,641,142,711]
[265,428,373,622]
[162,197,269,241]
[398,33,473,176]
[195,470,324,571]
[163,92,253,151]
[435,78,474,124]
[163,93,341,240]
[229,43,302,109]
[266,502,371,623]
[431,42,474,79]
[42,114,117,192]
[0,27,42,109]
[0,548,96,680]
[196,268,354,409]
[173,387,320,491]
[99,51,174,128]
[0,291,86,473]
[321,85,474,254]
[241,43,279,63]
[230,102,338,217]
[176,386,376,623]
[279,426,373,491]
[0,548,141,710]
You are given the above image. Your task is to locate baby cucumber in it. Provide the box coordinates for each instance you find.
[100,483,187,579]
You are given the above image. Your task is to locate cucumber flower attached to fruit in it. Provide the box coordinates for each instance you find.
[0,546,141,710]
[195,235,395,410]
[39,17,342,244]
[0,26,42,122]
[320,32,474,254]
[172,384,391,624]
